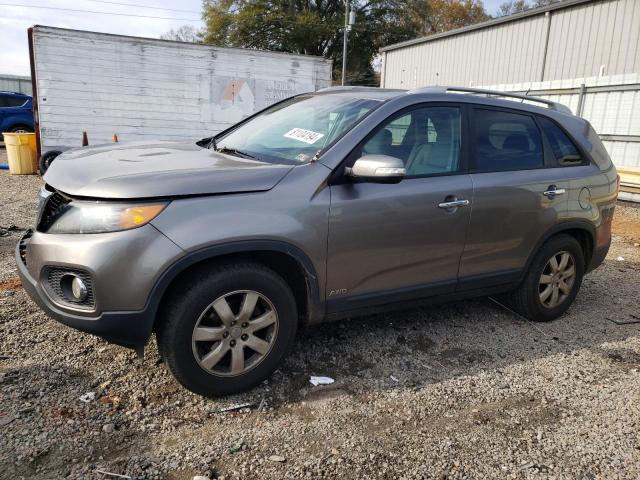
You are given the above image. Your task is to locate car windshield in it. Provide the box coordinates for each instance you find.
[214,94,381,164]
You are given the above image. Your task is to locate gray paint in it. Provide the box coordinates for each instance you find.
[18,88,617,346]
[44,141,293,199]
[25,224,183,314]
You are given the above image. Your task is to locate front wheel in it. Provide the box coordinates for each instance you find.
[506,234,585,322]
[156,262,297,397]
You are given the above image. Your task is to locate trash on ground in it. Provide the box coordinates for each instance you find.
[210,402,255,414]
[95,469,132,479]
[309,375,334,386]
[99,393,122,411]
[258,398,268,412]
[79,392,96,403]
[228,439,245,454]
[617,256,625,261]
[268,454,286,462]
[608,314,640,325]
[390,375,399,382]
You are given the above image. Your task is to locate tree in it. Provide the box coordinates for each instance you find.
[160,25,204,43]
[201,0,490,85]
[407,0,489,36]
[498,0,561,16]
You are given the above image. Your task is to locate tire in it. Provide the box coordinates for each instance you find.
[156,262,298,397]
[8,124,33,133]
[506,234,585,322]
[39,150,63,174]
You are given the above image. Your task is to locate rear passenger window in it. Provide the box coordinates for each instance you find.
[473,109,543,172]
[0,96,27,108]
[537,116,583,166]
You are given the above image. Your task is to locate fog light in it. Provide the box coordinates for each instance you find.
[71,276,88,301]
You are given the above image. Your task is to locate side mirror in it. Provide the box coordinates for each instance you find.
[346,154,405,184]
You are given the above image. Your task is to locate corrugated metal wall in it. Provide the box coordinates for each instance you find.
[32,27,332,151]
[0,75,32,96]
[381,0,640,88]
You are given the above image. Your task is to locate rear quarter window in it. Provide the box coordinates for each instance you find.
[537,116,584,166]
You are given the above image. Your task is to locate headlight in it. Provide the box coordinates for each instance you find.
[47,201,168,234]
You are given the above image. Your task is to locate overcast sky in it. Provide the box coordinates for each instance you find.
[1,0,205,76]
[2,0,505,77]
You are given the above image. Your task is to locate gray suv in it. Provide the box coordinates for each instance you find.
[16,86,618,397]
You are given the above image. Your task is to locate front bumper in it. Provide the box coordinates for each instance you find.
[15,226,183,348]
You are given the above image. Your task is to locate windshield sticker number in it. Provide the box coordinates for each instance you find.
[284,128,325,145]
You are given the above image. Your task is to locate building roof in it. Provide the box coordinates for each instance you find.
[380,0,596,53]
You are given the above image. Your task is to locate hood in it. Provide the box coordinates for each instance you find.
[44,141,294,199]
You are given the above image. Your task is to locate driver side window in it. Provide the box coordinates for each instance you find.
[361,106,461,177]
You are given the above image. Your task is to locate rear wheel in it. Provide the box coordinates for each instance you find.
[8,124,33,133]
[156,262,297,397]
[506,234,584,322]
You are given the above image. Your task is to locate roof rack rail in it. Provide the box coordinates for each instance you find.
[316,86,384,92]
[408,86,573,114]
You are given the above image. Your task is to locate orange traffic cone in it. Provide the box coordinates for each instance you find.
[112,134,118,143]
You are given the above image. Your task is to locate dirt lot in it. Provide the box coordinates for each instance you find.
[1,169,639,480]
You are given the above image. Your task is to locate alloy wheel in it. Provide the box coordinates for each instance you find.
[539,251,576,309]
[191,290,278,377]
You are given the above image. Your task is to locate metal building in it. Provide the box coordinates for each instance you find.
[0,74,32,96]
[379,0,640,190]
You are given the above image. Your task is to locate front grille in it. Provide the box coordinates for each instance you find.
[18,229,33,266]
[44,267,95,310]
[37,191,70,232]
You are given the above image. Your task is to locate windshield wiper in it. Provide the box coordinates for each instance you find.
[216,146,258,160]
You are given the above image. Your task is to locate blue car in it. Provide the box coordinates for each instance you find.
[0,91,34,138]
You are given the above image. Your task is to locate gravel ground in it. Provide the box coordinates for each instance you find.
[1,170,639,480]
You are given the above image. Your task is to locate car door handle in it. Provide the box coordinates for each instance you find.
[543,186,566,198]
[438,199,470,209]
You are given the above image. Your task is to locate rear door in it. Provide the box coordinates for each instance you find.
[458,106,569,289]
[326,103,473,312]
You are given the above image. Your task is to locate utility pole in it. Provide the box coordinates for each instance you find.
[341,2,355,86]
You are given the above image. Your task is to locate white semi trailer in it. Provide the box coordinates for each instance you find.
[28,26,332,157]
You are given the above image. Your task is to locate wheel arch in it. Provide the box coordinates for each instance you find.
[524,221,595,276]
[149,241,323,336]
[7,122,34,132]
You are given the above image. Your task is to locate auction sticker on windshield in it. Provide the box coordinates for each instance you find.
[283,128,325,144]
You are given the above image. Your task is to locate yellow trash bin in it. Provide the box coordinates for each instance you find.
[3,132,38,174]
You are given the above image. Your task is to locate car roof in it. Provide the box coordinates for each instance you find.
[0,91,29,97]
[315,86,406,101]
[315,85,575,119]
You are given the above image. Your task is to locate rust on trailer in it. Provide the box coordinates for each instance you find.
[27,27,41,161]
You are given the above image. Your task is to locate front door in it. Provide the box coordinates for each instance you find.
[326,104,472,313]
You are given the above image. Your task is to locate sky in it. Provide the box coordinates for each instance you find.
[1,0,205,76]
[1,0,506,77]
